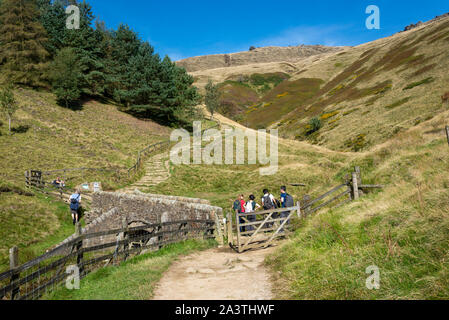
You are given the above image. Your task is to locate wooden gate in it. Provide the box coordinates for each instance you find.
[229,204,301,253]
[25,170,44,188]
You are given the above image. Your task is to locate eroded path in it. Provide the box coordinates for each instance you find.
[122,152,170,194]
[152,246,276,300]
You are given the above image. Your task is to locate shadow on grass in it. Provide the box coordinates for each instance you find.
[12,125,30,134]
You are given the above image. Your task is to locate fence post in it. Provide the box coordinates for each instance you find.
[213,211,224,247]
[75,223,84,276]
[25,171,30,188]
[235,210,242,253]
[122,217,129,262]
[226,212,233,247]
[9,246,20,300]
[352,172,360,200]
[302,195,311,217]
[446,126,449,146]
[355,166,362,185]
[297,201,302,219]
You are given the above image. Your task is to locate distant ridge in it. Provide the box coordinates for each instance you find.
[176,45,346,72]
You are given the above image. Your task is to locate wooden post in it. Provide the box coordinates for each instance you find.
[226,212,233,247]
[302,195,311,217]
[352,172,359,200]
[9,246,20,300]
[25,171,30,188]
[235,211,242,253]
[122,217,129,261]
[213,211,224,247]
[446,126,449,146]
[355,166,362,185]
[75,223,84,275]
[297,201,302,219]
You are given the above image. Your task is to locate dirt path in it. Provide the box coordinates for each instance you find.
[152,246,276,300]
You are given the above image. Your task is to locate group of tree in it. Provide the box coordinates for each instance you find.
[0,0,201,126]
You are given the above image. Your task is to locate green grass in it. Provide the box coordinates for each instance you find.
[0,186,78,272]
[267,115,449,299]
[403,77,435,90]
[385,97,412,110]
[44,239,216,300]
[244,78,325,128]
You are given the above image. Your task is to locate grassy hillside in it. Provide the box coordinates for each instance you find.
[216,73,291,121]
[243,16,449,151]
[267,110,449,299]
[0,88,170,270]
[191,16,449,153]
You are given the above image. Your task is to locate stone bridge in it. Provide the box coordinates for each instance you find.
[53,191,223,255]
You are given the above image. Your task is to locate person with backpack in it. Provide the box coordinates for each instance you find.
[232,195,247,232]
[70,189,82,225]
[232,195,242,213]
[245,195,261,232]
[280,186,295,230]
[261,189,277,229]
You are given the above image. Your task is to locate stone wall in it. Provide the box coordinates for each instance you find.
[86,192,218,225]
[52,192,222,255]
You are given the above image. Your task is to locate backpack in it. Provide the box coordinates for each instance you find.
[70,194,80,211]
[263,194,276,210]
[246,201,256,212]
[284,194,295,208]
[233,200,241,212]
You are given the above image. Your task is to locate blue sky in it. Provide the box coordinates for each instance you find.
[87,0,449,61]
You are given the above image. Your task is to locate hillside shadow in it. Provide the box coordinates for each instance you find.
[12,125,30,134]
[56,99,83,111]
[124,106,194,132]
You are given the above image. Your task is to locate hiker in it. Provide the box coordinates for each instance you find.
[52,177,65,188]
[232,195,247,232]
[232,195,245,214]
[239,195,246,213]
[70,189,82,225]
[279,186,295,231]
[261,189,277,228]
[245,195,261,232]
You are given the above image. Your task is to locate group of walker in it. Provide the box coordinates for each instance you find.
[232,186,295,233]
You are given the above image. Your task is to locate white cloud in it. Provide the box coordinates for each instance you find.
[167,52,187,61]
[255,24,357,47]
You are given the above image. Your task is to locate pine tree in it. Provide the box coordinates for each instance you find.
[48,47,83,108]
[36,0,67,57]
[63,1,106,97]
[104,24,141,102]
[0,0,50,87]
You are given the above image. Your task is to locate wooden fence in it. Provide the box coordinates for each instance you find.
[227,167,383,252]
[0,219,216,300]
[25,171,93,207]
